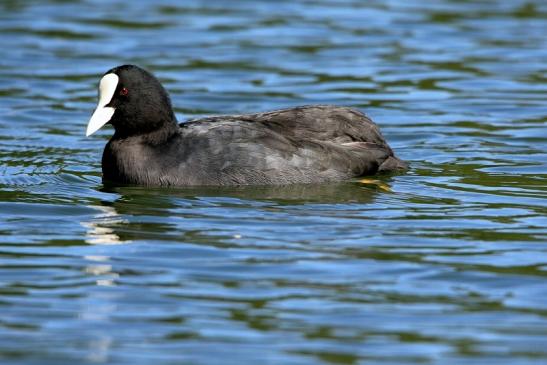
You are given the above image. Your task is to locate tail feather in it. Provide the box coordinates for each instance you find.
[378,156,408,172]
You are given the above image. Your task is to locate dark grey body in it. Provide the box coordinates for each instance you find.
[102,105,407,186]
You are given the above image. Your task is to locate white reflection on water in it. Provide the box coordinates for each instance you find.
[82,205,129,245]
[84,259,119,287]
[86,337,114,364]
[78,208,126,362]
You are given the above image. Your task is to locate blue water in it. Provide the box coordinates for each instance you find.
[0,1,546,364]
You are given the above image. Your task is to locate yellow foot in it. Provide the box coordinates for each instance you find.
[357,178,392,192]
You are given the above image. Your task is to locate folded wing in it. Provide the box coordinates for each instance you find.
[179,105,404,185]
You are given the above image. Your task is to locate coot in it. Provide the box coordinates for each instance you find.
[86,65,407,186]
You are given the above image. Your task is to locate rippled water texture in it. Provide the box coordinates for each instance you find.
[1,1,546,364]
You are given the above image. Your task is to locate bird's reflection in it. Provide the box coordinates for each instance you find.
[100,179,389,205]
[83,254,119,287]
[82,205,129,245]
[82,179,392,246]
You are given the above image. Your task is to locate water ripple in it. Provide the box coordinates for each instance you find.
[0,0,546,364]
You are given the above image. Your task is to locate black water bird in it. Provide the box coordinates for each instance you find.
[86,65,407,186]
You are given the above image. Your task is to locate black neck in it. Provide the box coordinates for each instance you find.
[112,120,179,145]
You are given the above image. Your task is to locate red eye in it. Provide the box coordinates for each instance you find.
[120,87,129,96]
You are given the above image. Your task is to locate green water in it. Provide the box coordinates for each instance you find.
[0,1,546,364]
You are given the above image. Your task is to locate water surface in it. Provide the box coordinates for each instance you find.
[0,1,546,364]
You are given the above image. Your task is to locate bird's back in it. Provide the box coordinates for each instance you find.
[168,105,405,185]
